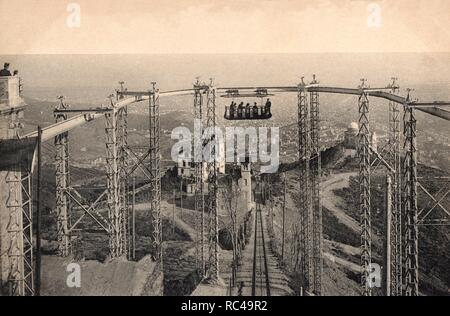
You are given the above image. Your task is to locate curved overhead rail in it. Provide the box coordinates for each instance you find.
[22,84,450,142]
[22,89,195,141]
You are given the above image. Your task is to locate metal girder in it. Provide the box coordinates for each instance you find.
[25,96,140,142]
[297,81,313,293]
[126,147,152,180]
[53,108,112,114]
[149,83,162,264]
[120,89,194,98]
[21,172,34,296]
[51,84,159,261]
[53,98,112,256]
[385,175,392,296]
[20,172,34,296]
[418,183,450,224]
[54,98,71,257]
[205,81,219,283]
[414,107,450,121]
[5,169,34,296]
[309,75,323,296]
[118,105,129,258]
[105,104,124,258]
[66,189,110,233]
[411,101,450,107]
[402,100,419,296]
[23,84,450,144]
[358,80,372,296]
[193,81,205,276]
[387,79,402,296]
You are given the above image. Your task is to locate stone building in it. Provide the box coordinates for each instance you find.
[176,140,226,196]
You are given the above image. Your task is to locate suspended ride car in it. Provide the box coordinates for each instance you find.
[223,88,273,120]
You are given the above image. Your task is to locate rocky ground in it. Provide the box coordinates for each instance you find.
[40,255,162,296]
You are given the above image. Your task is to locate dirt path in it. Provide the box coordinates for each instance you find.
[134,200,198,241]
[321,172,360,233]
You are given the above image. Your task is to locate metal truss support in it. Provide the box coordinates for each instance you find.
[402,99,419,296]
[417,180,450,225]
[387,79,402,296]
[6,169,34,296]
[309,75,323,295]
[66,188,110,233]
[384,175,392,296]
[126,146,152,180]
[22,172,34,296]
[53,96,122,258]
[105,104,124,258]
[118,105,129,258]
[21,172,34,296]
[149,83,162,264]
[358,79,372,296]
[297,79,313,293]
[54,98,71,257]
[205,80,219,283]
[193,80,205,275]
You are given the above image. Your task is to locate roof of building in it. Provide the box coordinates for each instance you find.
[348,122,358,130]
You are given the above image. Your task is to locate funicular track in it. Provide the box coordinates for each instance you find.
[252,202,271,296]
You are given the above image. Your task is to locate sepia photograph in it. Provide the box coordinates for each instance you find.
[0,0,449,303]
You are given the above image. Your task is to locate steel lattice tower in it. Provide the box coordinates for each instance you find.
[297,81,313,293]
[6,172,32,296]
[310,75,323,295]
[387,79,402,296]
[5,168,34,296]
[193,80,205,275]
[54,98,71,257]
[53,94,128,260]
[20,171,34,296]
[206,81,219,283]
[149,83,162,264]
[105,104,124,257]
[403,98,419,296]
[358,80,372,296]
[118,104,129,258]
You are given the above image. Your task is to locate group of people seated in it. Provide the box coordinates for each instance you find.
[0,62,19,77]
[227,98,272,119]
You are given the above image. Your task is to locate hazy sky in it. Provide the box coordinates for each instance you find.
[1,0,449,54]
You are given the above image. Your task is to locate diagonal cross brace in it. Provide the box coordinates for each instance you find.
[66,189,110,233]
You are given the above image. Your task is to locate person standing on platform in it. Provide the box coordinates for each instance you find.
[0,63,12,77]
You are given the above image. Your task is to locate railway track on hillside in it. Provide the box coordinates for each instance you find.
[251,203,271,296]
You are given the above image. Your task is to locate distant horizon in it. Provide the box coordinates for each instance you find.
[3,53,448,96]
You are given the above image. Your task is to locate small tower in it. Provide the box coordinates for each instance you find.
[238,158,253,212]
[0,76,29,296]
